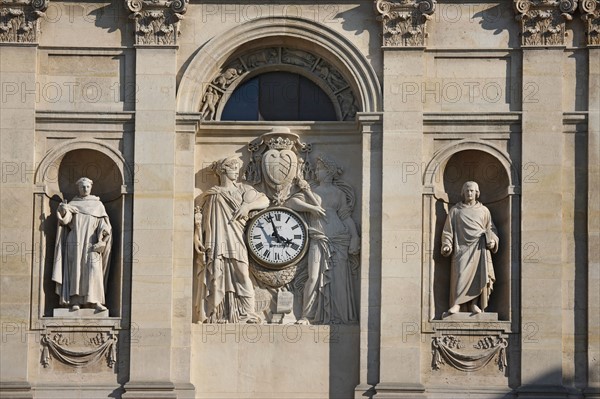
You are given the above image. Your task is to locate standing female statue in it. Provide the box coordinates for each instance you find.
[52,177,112,312]
[288,155,360,324]
[194,156,269,323]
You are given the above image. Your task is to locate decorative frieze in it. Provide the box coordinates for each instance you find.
[125,0,188,45]
[0,0,48,43]
[580,0,600,45]
[374,0,436,47]
[513,0,578,46]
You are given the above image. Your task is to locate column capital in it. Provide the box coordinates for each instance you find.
[374,0,436,48]
[125,0,188,46]
[580,0,600,46]
[513,0,578,47]
[0,0,48,44]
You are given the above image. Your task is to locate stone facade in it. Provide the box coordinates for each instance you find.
[0,1,598,398]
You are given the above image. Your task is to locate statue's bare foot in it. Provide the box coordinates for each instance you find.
[245,317,259,324]
[295,318,310,325]
[447,304,460,314]
[95,303,107,312]
[470,304,482,314]
[71,305,80,311]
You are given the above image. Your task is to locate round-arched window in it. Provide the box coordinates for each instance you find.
[221,72,337,121]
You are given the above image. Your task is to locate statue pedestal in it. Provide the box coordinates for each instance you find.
[441,312,498,321]
[53,308,109,318]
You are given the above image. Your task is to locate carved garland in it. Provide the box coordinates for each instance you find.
[374,0,437,47]
[199,47,360,121]
[580,0,600,45]
[0,0,48,43]
[41,332,117,369]
[431,335,508,372]
[125,0,188,45]
[513,0,578,46]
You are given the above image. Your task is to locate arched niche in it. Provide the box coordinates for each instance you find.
[32,141,132,324]
[176,16,381,116]
[422,141,519,330]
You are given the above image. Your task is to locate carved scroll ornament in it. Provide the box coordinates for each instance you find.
[374,0,437,47]
[41,332,117,368]
[431,335,508,372]
[0,0,48,43]
[580,0,600,45]
[125,0,188,45]
[513,0,578,46]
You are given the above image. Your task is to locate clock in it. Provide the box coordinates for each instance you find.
[246,207,309,269]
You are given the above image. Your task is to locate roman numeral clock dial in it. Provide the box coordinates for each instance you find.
[246,207,309,269]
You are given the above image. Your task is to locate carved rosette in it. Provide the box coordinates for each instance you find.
[431,334,508,372]
[513,0,578,46]
[0,0,48,43]
[199,47,360,121]
[580,0,600,45]
[126,0,188,45]
[374,0,436,47]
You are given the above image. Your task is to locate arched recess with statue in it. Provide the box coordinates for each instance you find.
[176,16,382,397]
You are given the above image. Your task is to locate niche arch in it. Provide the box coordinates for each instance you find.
[32,140,133,325]
[176,16,381,117]
[422,140,519,331]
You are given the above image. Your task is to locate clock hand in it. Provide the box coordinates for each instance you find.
[257,223,273,246]
[268,216,282,243]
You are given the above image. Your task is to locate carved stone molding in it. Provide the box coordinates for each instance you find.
[41,331,117,368]
[374,0,436,47]
[0,0,48,43]
[513,0,578,46]
[199,47,360,121]
[125,0,188,46]
[580,0,600,45]
[431,334,508,372]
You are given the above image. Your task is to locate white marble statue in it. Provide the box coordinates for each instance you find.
[441,181,498,315]
[288,155,360,324]
[194,156,270,323]
[52,177,112,312]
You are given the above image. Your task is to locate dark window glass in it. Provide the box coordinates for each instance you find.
[221,72,336,121]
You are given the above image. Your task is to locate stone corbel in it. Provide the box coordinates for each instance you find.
[374,0,436,47]
[125,0,188,46]
[513,0,578,46]
[580,0,600,45]
[0,0,48,43]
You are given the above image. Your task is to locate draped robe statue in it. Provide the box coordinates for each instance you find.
[52,177,112,312]
[441,181,498,315]
[194,156,269,323]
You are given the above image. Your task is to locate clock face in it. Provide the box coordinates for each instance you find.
[246,207,308,269]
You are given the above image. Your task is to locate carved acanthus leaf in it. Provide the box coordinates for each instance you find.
[513,0,577,46]
[374,0,436,47]
[0,0,48,43]
[125,0,188,45]
[580,0,600,45]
